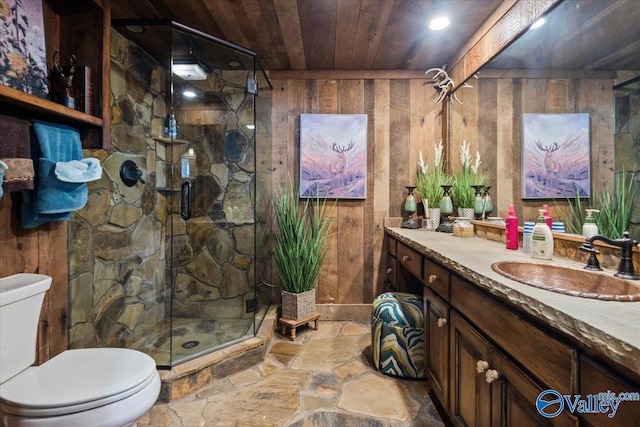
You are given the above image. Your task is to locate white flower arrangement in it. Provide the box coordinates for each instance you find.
[451,139,485,208]
[416,140,446,205]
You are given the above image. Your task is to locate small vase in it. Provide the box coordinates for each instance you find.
[428,207,441,231]
[458,207,474,219]
[401,186,419,229]
[482,186,493,218]
[471,185,485,220]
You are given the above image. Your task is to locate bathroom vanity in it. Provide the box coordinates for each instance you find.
[386,227,640,427]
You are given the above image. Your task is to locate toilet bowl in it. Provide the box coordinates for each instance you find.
[0,274,161,427]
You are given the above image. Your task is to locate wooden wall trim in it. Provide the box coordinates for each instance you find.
[479,69,617,80]
[268,69,427,80]
[101,0,112,148]
[449,0,518,70]
[448,0,561,88]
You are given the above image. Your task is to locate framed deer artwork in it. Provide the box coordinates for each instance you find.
[299,114,367,199]
[521,113,590,199]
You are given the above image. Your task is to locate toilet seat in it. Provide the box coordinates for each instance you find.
[0,348,158,418]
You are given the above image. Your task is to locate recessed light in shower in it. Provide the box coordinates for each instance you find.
[173,63,208,80]
[228,60,242,68]
[182,90,197,98]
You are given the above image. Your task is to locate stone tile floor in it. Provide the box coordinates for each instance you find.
[136,321,445,426]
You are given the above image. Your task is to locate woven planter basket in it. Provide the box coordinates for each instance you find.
[281,289,316,320]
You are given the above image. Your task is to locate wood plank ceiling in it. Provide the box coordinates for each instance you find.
[109,0,504,71]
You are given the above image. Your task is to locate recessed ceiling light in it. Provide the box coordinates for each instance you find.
[183,90,197,98]
[530,18,545,30]
[228,60,242,68]
[429,17,450,31]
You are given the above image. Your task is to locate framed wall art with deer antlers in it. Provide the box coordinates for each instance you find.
[299,114,367,199]
[522,113,590,199]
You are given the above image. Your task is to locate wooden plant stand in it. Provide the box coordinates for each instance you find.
[278,313,321,341]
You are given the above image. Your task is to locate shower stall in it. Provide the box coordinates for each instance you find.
[68,21,272,368]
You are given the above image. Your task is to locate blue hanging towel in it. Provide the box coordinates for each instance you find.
[21,121,88,228]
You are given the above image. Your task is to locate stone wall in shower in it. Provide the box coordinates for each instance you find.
[69,29,262,350]
[69,30,167,349]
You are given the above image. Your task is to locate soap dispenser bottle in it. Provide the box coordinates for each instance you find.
[542,204,553,229]
[582,209,600,237]
[531,209,553,260]
[505,204,519,250]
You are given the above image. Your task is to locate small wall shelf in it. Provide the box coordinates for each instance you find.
[153,136,189,145]
[0,85,103,127]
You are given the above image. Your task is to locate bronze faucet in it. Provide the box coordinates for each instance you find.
[579,232,639,280]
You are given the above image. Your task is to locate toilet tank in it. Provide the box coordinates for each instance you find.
[0,274,52,383]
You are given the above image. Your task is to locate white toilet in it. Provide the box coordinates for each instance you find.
[0,274,161,427]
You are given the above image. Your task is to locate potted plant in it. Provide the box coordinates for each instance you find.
[416,140,447,229]
[564,169,638,238]
[272,180,334,320]
[451,139,485,218]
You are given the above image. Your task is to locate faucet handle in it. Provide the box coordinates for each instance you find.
[582,246,603,271]
[622,231,639,246]
[579,240,595,252]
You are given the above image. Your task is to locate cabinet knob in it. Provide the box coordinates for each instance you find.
[402,255,410,262]
[428,274,438,284]
[476,360,489,373]
[485,369,500,383]
[386,267,393,274]
[437,317,447,327]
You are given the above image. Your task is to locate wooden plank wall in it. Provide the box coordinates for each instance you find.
[450,76,615,224]
[270,77,442,304]
[0,193,69,363]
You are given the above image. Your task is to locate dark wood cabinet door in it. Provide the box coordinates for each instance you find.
[424,286,450,414]
[580,355,640,427]
[491,349,578,427]
[385,253,397,292]
[450,311,492,427]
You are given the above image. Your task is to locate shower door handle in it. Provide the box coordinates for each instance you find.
[181,180,192,220]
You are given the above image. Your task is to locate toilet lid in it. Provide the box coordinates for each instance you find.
[0,348,157,415]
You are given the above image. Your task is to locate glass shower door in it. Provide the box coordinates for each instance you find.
[167,25,259,365]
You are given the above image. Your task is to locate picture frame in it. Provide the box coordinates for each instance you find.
[521,113,590,199]
[0,0,49,99]
[299,114,367,199]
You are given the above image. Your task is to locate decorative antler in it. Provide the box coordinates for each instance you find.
[332,141,355,152]
[535,141,559,152]
[425,66,478,105]
[425,65,467,105]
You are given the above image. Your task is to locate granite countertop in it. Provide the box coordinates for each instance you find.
[386,227,640,378]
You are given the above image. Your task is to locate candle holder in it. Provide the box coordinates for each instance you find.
[401,186,420,229]
[436,184,454,233]
[472,185,485,220]
[482,186,493,219]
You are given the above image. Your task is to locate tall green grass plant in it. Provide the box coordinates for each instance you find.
[272,181,335,293]
[562,170,637,239]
